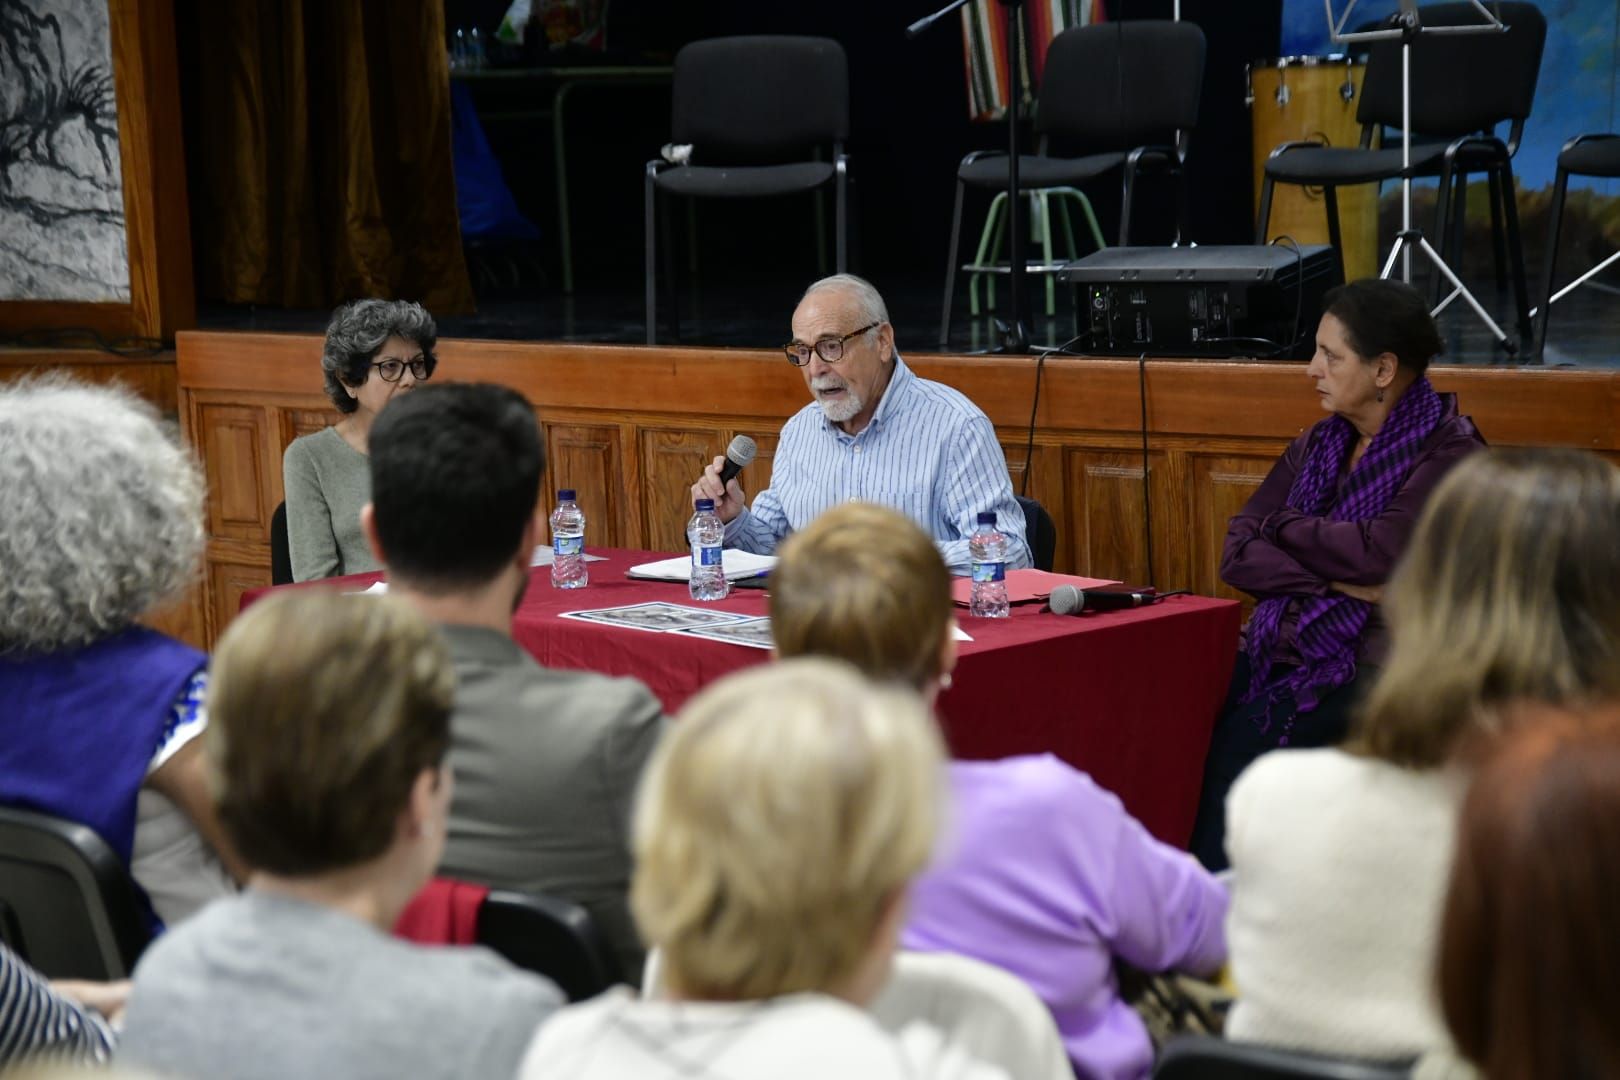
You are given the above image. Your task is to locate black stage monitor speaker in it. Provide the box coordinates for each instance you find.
[1059,244,1342,360]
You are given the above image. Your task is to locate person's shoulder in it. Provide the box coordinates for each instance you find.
[381,939,563,1019]
[907,367,991,425]
[284,424,340,458]
[516,660,663,721]
[953,753,1116,811]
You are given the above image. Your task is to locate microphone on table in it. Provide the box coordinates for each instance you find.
[718,435,757,486]
[1047,584,1158,615]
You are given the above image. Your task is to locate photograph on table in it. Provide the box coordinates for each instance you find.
[675,616,776,651]
[558,601,752,634]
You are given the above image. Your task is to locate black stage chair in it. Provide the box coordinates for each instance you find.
[645,35,849,345]
[939,20,1206,347]
[0,805,151,980]
[1257,2,1545,344]
[1155,1036,1413,1080]
[270,500,293,586]
[1534,133,1620,360]
[1016,494,1058,572]
[477,888,623,1002]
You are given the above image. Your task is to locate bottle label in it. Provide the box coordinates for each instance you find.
[554,535,583,556]
[971,561,1005,584]
[695,544,724,568]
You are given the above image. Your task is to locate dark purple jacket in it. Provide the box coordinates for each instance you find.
[1221,393,1485,667]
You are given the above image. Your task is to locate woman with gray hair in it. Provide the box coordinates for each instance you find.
[283,298,438,580]
[0,376,243,929]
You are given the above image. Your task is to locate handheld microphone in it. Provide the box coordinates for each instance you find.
[718,435,757,486]
[1048,584,1158,615]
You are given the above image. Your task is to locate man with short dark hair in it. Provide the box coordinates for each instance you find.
[363,382,665,980]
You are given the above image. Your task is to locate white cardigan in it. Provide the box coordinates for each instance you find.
[1224,747,1466,1062]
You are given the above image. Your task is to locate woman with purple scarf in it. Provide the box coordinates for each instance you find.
[1188,279,1485,872]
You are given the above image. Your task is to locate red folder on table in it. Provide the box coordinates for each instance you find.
[951,569,1120,607]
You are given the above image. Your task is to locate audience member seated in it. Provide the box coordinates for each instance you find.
[0,376,240,928]
[0,942,123,1068]
[1192,278,1486,870]
[1224,449,1620,1067]
[517,660,1007,1080]
[769,502,1227,1080]
[118,591,561,1080]
[689,273,1030,573]
[1439,705,1620,1080]
[361,381,665,981]
[283,298,438,580]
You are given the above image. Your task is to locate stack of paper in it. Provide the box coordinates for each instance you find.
[627,551,778,583]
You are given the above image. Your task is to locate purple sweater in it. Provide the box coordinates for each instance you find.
[1221,394,1484,667]
[903,756,1228,1080]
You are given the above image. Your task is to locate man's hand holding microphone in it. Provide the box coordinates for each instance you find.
[689,436,756,524]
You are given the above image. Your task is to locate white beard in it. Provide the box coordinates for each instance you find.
[812,377,863,422]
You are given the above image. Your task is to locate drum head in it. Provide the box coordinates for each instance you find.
[1249,53,1363,68]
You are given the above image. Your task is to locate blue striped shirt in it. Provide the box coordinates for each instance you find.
[725,355,1031,574]
[0,943,117,1067]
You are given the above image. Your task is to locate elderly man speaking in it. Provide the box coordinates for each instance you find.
[690,274,1030,574]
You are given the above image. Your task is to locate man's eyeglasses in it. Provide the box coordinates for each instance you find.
[783,322,880,367]
[371,356,431,383]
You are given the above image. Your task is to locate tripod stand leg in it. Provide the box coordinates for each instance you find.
[1414,235,1514,352]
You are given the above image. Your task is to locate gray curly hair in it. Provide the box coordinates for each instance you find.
[0,375,205,653]
[321,299,439,413]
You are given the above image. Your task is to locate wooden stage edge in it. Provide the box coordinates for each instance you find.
[147,331,1620,648]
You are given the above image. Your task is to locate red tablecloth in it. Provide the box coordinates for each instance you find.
[244,549,1240,846]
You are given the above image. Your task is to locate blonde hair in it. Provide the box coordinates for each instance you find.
[207,591,454,875]
[631,659,943,1000]
[1355,448,1620,767]
[770,502,954,691]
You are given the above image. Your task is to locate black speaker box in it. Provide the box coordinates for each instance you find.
[1059,244,1342,359]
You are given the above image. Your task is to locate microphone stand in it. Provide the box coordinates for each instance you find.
[909,0,1033,353]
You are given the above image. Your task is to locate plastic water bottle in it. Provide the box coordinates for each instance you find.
[687,498,729,602]
[969,511,1010,618]
[550,489,587,589]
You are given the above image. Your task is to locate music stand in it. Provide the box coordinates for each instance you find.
[1325,0,1518,355]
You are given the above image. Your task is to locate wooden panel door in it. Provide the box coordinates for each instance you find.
[641,428,726,554]
[197,404,270,541]
[1188,451,1283,605]
[548,424,628,549]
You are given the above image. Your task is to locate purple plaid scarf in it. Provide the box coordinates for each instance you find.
[1242,377,1445,741]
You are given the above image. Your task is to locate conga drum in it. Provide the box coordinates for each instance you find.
[1248,55,1379,282]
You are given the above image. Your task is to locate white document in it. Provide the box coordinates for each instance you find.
[676,616,776,650]
[530,546,610,567]
[952,624,973,642]
[348,581,389,596]
[558,601,752,634]
[626,550,778,583]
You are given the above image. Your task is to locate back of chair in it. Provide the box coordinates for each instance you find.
[870,952,1072,1080]
[1357,3,1546,138]
[270,500,293,586]
[1015,495,1058,572]
[0,806,150,980]
[1155,1036,1414,1080]
[671,35,849,164]
[1038,21,1206,148]
[477,888,622,1003]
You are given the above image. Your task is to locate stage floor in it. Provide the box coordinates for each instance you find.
[198,270,1619,368]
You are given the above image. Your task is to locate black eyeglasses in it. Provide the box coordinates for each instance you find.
[783,322,880,367]
[370,356,431,383]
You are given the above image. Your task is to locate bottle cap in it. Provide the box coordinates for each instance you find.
[977,511,996,526]
[558,489,576,501]
[695,498,715,511]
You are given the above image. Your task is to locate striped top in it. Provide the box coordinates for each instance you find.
[0,943,117,1067]
[725,355,1030,574]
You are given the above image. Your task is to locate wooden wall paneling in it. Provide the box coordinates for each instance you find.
[209,559,272,644]
[197,404,270,541]
[999,436,1070,572]
[1064,447,1178,585]
[1187,450,1289,605]
[640,427,726,554]
[546,423,629,549]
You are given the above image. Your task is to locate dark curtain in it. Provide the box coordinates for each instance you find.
[178,0,474,313]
